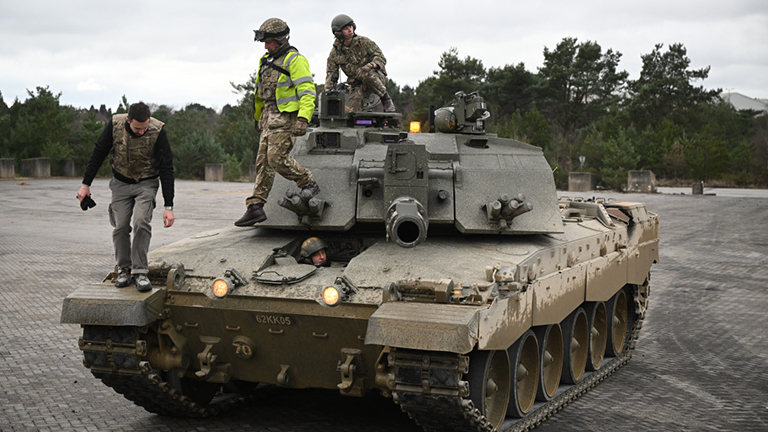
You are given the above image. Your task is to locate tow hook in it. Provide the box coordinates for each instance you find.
[337,348,363,395]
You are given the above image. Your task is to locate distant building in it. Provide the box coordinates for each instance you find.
[720,91,768,114]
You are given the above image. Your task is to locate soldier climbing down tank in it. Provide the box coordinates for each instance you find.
[325,14,395,112]
[235,17,320,227]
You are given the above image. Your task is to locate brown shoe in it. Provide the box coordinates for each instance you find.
[234,204,267,226]
[381,93,396,112]
[301,181,321,197]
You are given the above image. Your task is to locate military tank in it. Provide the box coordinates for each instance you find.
[61,89,659,431]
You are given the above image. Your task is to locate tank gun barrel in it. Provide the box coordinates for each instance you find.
[385,196,428,248]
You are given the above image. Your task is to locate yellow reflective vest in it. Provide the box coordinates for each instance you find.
[254,50,316,121]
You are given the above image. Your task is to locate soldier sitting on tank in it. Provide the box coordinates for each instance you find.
[325,14,395,112]
[299,237,330,267]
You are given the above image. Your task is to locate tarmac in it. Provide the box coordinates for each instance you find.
[1,178,767,431]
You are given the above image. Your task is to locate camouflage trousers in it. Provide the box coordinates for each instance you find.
[246,109,314,207]
[349,69,388,112]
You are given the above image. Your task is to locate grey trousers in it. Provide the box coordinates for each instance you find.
[108,177,159,274]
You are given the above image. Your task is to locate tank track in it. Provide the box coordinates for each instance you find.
[79,325,252,417]
[390,292,645,432]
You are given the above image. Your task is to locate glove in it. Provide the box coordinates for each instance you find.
[80,195,96,211]
[292,117,308,136]
[360,62,376,73]
[254,118,260,131]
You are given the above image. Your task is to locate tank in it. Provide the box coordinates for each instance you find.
[61,89,659,431]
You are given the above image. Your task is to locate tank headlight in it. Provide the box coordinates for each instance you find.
[321,286,342,306]
[212,278,232,298]
[409,121,421,133]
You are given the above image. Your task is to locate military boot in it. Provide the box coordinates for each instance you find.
[234,203,267,226]
[381,93,396,112]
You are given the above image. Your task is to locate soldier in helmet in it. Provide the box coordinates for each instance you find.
[235,18,320,227]
[325,14,396,112]
[300,237,329,267]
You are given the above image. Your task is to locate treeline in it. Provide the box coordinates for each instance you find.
[387,39,768,188]
[1,37,766,188]
[0,90,258,181]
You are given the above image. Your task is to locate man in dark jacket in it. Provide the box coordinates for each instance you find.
[76,102,175,292]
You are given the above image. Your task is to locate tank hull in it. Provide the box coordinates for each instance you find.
[62,198,657,429]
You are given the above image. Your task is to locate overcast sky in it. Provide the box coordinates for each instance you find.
[1,0,766,112]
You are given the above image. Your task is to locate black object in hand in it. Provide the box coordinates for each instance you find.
[80,195,96,211]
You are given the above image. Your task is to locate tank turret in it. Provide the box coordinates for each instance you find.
[261,89,561,241]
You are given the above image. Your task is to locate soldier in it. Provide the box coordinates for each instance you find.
[325,14,395,112]
[76,102,175,292]
[235,18,320,227]
[300,237,329,267]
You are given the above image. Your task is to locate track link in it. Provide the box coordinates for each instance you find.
[79,325,252,417]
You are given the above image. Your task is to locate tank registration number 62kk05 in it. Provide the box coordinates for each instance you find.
[253,314,294,325]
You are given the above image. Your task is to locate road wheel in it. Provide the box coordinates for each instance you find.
[585,301,607,371]
[507,329,539,417]
[561,307,588,384]
[606,289,629,357]
[534,324,562,401]
[468,349,511,428]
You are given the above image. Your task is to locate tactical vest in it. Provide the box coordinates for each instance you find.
[110,114,165,182]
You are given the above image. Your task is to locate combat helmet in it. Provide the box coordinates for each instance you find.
[254,18,290,42]
[301,237,328,258]
[331,14,355,39]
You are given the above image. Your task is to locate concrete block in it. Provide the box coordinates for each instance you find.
[21,158,51,178]
[627,170,656,193]
[0,158,14,178]
[205,163,224,182]
[60,159,76,177]
[568,172,597,192]
[692,182,704,195]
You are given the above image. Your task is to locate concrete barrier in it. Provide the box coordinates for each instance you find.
[249,165,256,183]
[60,159,76,177]
[568,172,597,192]
[21,158,51,178]
[692,182,704,195]
[205,163,224,182]
[627,170,656,193]
[0,158,14,178]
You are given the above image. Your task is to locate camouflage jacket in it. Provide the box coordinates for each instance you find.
[325,35,387,89]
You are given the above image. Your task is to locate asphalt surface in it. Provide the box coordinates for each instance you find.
[1,178,767,431]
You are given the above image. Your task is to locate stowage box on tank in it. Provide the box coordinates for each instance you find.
[62,89,659,431]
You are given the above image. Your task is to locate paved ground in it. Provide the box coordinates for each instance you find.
[1,178,767,431]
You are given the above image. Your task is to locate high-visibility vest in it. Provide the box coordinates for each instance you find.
[254,51,316,121]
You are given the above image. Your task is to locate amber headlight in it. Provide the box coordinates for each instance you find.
[321,286,342,306]
[212,278,232,298]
